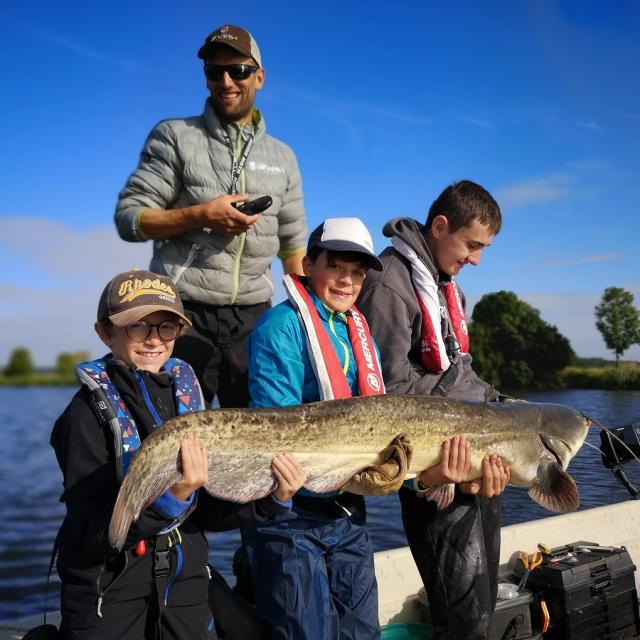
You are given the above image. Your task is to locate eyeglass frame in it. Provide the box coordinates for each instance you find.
[204,63,259,82]
[123,320,184,343]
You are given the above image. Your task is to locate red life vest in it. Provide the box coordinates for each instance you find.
[283,274,385,399]
[391,237,470,373]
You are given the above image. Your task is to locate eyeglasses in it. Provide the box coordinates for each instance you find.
[124,321,182,342]
[204,64,258,81]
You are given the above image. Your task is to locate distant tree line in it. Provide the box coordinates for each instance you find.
[3,287,638,389]
[2,349,90,379]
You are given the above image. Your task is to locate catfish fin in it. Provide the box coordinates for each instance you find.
[343,433,413,496]
[204,454,277,503]
[528,461,579,513]
[304,471,359,494]
[424,483,455,510]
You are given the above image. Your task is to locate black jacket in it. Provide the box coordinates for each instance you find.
[51,358,287,629]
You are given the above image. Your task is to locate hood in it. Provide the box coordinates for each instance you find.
[383,217,438,279]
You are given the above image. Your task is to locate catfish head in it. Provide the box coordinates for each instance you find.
[529,403,590,514]
[538,404,591,470]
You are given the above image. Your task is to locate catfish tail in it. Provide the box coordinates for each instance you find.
[109,481,136,551]
[108,453,182,551]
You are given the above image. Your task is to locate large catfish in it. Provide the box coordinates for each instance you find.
[109,396,590,550]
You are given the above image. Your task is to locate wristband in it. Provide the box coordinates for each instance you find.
[413,478,431,493]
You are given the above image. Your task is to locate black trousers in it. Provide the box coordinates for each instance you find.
[60,596,212,639]
[399,487,501,640]
[173,300,270,407]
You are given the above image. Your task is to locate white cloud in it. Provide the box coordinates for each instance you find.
[578,119,604,134]
[458,115,494,128]
[32,28,143,71]
[2,218,151,366]
[496,175,572,208]
[1,217,151,280]
[265,82,431,128]
[524,252,623,271]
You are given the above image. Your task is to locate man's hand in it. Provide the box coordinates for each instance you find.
[198,194,260,236]
[271,453,307,502]
[459,454,510,498]
[169,436,208,501]
[418,436,472,487]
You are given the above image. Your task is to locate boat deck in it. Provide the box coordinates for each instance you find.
[3,501,640,638]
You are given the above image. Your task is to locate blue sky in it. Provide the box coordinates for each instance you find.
[2,0,639,365]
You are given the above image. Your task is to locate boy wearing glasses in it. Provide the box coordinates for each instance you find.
[241,219,384,640]
[50,269,306,639]
[115,24,307,409]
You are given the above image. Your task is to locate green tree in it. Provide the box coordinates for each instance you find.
[595,287,640,365]
[4,347,35,377]
[56,351,91,377]
[469,291,575,389]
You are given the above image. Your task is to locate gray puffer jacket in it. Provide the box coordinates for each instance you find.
[357,217,498,401]
[115,99,307,306]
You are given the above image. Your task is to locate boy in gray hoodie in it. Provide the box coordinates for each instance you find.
[357,180,511,640]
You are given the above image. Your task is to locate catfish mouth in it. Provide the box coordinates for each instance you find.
[540,433,571,466]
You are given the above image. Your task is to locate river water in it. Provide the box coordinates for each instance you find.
[1,387,639,621]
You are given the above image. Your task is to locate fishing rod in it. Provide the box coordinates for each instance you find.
[598,420,640,499]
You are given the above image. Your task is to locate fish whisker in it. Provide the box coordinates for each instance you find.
[582,441,603,453]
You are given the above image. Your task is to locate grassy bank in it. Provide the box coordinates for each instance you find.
[0,374,77,387]
[560,364,640,390]
[1,366,639,391]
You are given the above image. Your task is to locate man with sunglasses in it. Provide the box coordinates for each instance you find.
[115,24,307,408]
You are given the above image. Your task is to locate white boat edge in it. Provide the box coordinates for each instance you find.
[3,500,640,638]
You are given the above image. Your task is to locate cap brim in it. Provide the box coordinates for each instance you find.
[107,305,192,328]
[314,240,383,271]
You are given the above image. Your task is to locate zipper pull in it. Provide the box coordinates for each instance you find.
[205,565,212,580]
[97,594,103,618]
[334,501,352,517]
[134,540,147,557]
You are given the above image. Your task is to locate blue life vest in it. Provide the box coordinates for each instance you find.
[75,357,206,480]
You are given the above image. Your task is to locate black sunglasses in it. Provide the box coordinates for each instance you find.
[124,320,182,342]
[204,64,258,81]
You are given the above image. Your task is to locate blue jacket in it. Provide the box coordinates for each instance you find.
[248,289,380,408]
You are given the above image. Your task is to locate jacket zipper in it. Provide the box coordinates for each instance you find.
[135,371,163,427]
[328,311,350,374]
[163,543,183,605]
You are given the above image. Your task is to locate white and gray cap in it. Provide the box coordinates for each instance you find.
[198,24,262,67]
[307,218,383,271]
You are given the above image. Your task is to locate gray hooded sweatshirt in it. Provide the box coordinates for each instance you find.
[115,100,307,306]
[357,217,497,401]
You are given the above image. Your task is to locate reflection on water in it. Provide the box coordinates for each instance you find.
[2,387,639,620]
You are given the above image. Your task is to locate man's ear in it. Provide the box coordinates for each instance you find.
[430,215,449,239]
[255,68,265,90]
[95,322,112,348]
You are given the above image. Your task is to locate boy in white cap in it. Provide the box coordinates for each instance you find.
[242,219,384,639]
[50,269,306,639]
